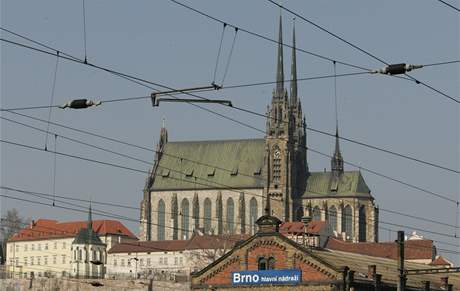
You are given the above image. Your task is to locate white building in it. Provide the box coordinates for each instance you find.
[106,233,247,279]
[6,208,137,279]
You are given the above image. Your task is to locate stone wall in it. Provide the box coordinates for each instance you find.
[0,278,190,291]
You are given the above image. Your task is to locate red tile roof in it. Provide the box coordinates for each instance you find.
[325,238,434,260]
[9,219,137,242]
[430,256,452,266]
[279,221,327,235]
[108,234,249,254]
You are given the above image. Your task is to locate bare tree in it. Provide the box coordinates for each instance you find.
[0,208,30,263]
[186,236,233,271]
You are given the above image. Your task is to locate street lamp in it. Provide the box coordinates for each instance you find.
[59,99,102,109]
[372,63,423,75]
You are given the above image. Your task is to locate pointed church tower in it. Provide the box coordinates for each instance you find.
[331,126,344,176]
[265,14,307,222]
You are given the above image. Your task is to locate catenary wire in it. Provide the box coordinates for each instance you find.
[267,0,460,104]
[3,109,457,206]
[2,35,458,175]
[435,0,460,12]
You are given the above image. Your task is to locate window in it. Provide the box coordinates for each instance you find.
[174,257,178,265]
[54,242,57,250]
[226,198,235,234]
[181,198,190,240]
[24,244,28,252]
[164,257,168,265]
[37,244,41,251]
[15,245,19,252]
[193,194,200,230]
[359,205,367,242]
[113,259,117,266]
[62,255,66,264]
[258,257,267,270]
[44,256,48,265]
[128,259,131,267]
[258,257,275,270]
[328,206,337,232]
[24,257,28,266]
[121,259,125,267]
[249,198,258,235]
[53,255,57,265]
[342,205,353,240]
[31,257,34,266]
[15,257,19,266]
[272,147,281,184]
[147,258,151,266]
[312,206,321,221]
[159,257,163,265]
[31,244,35,251]
[37,257,41,266]
[204,198,212,234]
[179,257,183,265]
[157,199,166,240]
[140,259,144,267]
[44,243,48,250]
[78,249,82,261]
[62,242,66,249]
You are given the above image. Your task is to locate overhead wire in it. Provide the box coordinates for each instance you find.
[2,189,460,256]
[267,0,460,104]
[2,116,459,239]
[212,23,226,84]
[220,27,238,86]
[1,34,458,175]
[3,109,457,207]
[44,51,59,151]
[435,0,460,12]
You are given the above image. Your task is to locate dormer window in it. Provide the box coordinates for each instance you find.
[231,167,238,176]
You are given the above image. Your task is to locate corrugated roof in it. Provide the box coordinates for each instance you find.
[151,139,265,190]
[9,219,137,242]
[325,238,434,260]
[303,171,372,198]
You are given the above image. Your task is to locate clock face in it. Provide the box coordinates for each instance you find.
[274,149,280,158]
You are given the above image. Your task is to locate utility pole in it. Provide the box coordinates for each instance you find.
[397,231,406,291]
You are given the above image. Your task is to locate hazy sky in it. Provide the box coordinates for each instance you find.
[1,1,459,263]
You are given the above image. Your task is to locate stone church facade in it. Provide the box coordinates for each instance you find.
[140,16,378,243]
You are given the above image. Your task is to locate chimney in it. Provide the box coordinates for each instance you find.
[441,277,448,290]
[367,265,376,279]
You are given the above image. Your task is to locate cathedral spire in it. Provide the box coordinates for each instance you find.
[87,201,93,232]
[331,63,343,175]
[275,12,284,96]
[290,19,297,105]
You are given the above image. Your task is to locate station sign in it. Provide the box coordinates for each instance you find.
[232,269,301,285]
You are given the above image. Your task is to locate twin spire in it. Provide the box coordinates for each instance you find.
[275,14,297,102]
[274,14,343,175]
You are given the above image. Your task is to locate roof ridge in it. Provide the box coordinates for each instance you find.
[168,138,265,144]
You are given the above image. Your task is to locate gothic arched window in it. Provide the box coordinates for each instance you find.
[157,199,166,240]
[359,205,367,242]
[181,198,190,240]
[312,206,321,221]
[342,205,353,240]
[226,198,235,234]
[328,206,337,232]
[216,193,223,235]
[192,194,200,231]
[204,198,212,234]
[249,198,258,235]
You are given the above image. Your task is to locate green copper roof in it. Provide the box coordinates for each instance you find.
[302,171,371,198]
[151,139,265,191]
[73,227,105,245]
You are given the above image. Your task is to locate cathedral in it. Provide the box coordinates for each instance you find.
[140,16,379,243]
